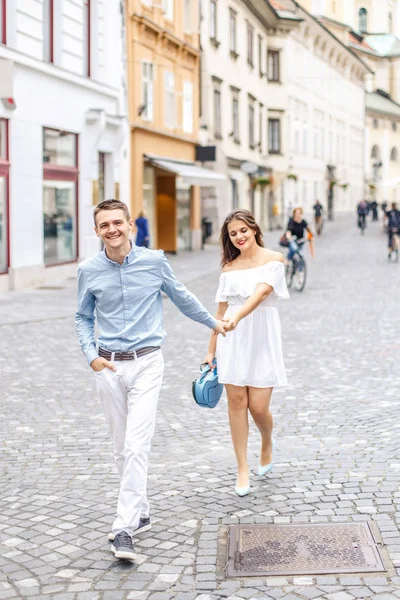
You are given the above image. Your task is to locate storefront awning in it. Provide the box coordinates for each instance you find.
[145,155,227,187]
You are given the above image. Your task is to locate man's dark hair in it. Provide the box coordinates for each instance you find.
[93,199,130,225]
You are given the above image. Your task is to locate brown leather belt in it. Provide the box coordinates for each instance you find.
[98,346,160,361]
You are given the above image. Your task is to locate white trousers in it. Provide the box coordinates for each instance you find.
[94,350,164,534]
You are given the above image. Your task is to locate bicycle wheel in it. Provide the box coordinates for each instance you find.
[293,253,307,291]
[285,261,293,288]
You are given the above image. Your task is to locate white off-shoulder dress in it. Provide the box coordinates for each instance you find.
[215,261,289,388]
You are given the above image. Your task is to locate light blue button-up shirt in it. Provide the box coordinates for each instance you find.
[75,244,217,365]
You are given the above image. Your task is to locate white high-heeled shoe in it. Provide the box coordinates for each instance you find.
[258,437,276,477]
[235,475,250,497]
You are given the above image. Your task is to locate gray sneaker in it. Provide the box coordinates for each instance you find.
[111,531,136,561]
[108,517,151,542]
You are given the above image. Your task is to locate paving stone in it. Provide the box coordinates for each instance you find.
[0,219,399,598]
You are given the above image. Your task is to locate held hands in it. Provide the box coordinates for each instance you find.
[90,357,117,372]
[213,319,227,337]
[223,315,239,332]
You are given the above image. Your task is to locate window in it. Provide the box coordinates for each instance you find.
[210,0,217,39]
[391,147,398,161]
[371,145,379,159]
[231,89,239,143]
[392,122,397,132]
[164,72,175,129]
[142,62,154,121]
[182,81,193,133]
[373,118,379,129]
[164,0,173,21]
[389,11,393,33]
[258,36,263,76]
[267,50,280,82]
[359,7,367,33]
[231,178,239,209]
[43,0,54,62]
[248,96,255,149]
[259,103,263,152]
[0,118,9,273]
[83,0,91,76]
[229,9,237,54]
[0,0,6,45]
[43,129,78,266]
[184,0,192,31]
[247,22,254,66]
[268,119,281,153]
[213,80,222,138]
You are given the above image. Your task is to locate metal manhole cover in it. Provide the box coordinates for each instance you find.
[226,523,385,577]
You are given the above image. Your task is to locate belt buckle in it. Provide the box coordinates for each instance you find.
[132,350,138,361]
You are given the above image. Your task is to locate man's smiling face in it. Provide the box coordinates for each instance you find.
[94,209,134,252]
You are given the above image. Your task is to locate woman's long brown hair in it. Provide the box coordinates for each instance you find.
[220,209,264,267]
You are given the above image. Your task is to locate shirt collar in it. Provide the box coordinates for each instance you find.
[102,241,138,267]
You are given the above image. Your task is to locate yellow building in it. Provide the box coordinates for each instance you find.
[125,0,224,252]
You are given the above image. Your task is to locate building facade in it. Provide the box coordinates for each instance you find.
[199,0,300,239]
[300,0,400,203]
[200,0,368,239]
[0,0,129,291]
[125,0,224,253]
[280,2,369,219]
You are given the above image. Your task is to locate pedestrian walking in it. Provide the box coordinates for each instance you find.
[357,199,369,233]
[312,200,324,235]
[75,199,226,562]
[370,200,378,222]
[135,211,150,247]
[203,209,288,497]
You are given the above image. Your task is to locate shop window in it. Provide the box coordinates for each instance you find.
[43,128,78,266]
[0,118,9,273]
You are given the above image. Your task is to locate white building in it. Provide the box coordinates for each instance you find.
[0,0,129,291]
[200,0,369,238]
[300,0,400,204]
[280,2,369,219]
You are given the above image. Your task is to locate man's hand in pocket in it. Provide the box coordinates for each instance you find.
[90,357,117,372]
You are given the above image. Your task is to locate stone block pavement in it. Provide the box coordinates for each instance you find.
[1,214,400,599]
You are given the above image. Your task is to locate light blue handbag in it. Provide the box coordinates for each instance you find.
[192,360,223,409]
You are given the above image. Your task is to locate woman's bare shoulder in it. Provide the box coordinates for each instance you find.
[222,259,239,273]
[262,249,284,264]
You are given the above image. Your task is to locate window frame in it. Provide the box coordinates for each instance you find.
[358,7,367,33]
[1,0,6,45]
[182,81,193,134]
[247,22,254,67]
[231,88,240,144]
[229,9,237,56]
[142,61,154,122]
[83,0,91,77]
[268,118,281,154]
[164,0,174,22]
[43,0,54,63]
[164,71,176,129]
[258,35,263,77]
[213,80,222,139]
[248,96,255,149]
[267,49,280,82]
[42,127,79,268]
[184,0,192,32]
[0,118,10,274]
[210,0,217,40]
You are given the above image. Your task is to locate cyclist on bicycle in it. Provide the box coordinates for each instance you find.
[386,202,400,258]
[285,207,312,261]
[357,199,369,231]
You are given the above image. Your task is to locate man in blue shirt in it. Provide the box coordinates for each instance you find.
[76,199,226,561]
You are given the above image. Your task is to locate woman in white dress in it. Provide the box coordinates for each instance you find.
[204,209,289,496]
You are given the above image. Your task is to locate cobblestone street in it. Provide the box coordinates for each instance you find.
[1,214,400,600]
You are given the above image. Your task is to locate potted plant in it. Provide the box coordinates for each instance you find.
[341,183,349,190]
[253,177,271,190]
[287,173,298,181]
